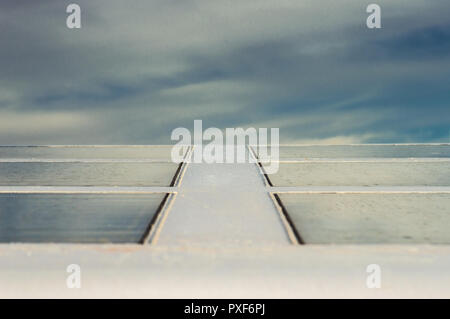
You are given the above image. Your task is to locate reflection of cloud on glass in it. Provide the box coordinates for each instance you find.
[0,194,165,243]
[0,0,449,144]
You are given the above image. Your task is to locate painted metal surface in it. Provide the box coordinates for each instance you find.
[156,162,291,246]
[0,186,177,194]
[0,244,449,298]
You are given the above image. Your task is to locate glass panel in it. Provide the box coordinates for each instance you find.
[0,146,183,161]
[0,162,179,186]
[257,145,450,160]
[278,193,450,244]
[0,194,166,243]
[266,162,450,186]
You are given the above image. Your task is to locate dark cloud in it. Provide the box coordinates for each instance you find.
[0,0,449,144]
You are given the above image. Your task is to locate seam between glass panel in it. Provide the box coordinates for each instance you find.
[141,147,192,244]
[248,145,304,245]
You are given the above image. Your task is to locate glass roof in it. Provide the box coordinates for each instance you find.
[0,144,448,245]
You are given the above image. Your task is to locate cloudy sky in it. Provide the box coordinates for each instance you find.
[0,0,449,144]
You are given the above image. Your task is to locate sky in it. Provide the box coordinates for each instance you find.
[0,0,449,144]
